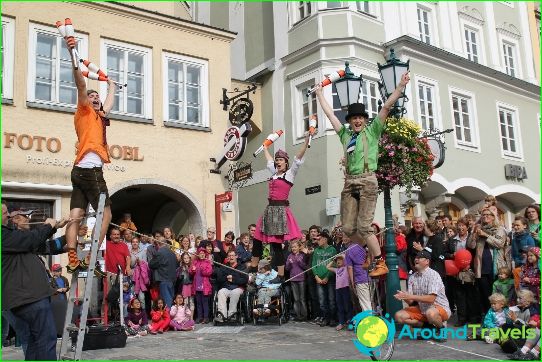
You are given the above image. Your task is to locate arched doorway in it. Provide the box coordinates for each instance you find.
[108,179,206,237]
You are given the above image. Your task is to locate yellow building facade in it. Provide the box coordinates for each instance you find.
[1,2,260,246]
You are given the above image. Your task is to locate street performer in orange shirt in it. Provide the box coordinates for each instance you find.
[64,35,116,275]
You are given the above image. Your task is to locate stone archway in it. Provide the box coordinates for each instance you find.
[108,178,206,237]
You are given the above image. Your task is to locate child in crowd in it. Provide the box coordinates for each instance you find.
[205,243,215,262]
[122,279,133,317]
[493,267,516,305]
[169,294,195,331]
[190,247,213,324]
[149,298,171,334]
[482,293,511,343]
[253,260,281,318]
[483,195,499,221]
[326,255,352,331]
[312,232,337,327]
[285,240,308,321]
[520,247,540,302]
[178,253,194,315]
[124,298,150,336]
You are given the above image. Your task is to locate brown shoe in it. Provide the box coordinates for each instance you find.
[368,259,388,277]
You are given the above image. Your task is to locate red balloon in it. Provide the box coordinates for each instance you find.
[445,260,459,276]
[454,249,472,270]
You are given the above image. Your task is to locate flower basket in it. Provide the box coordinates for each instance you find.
[376,117,434,195]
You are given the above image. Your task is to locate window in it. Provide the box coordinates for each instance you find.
[101,39,152,119]
[417,7,431,44]
[359,80,379,120]
[451,92,478,150]
[331,84,347,122]
[2,17,14,101]
[356,1,370,13]
[298,2,312,21]
[163,52,209,127]
[464,27,479,63]
[300,85,317,133]
[27,23,88,106]
[326,2,345,9]
[331,79,378,125]
[417,82,438,130]
[498,105,522,159]
[502,42,516,77]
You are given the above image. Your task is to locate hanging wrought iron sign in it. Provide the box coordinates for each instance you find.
[229,98,253,126]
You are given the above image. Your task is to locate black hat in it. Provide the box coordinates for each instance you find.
[345,103,369,121]
[415,250,431,260]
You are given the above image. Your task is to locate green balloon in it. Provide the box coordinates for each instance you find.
[356,316,388,348]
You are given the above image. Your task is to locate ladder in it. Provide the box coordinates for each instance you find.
[59,193,106,360]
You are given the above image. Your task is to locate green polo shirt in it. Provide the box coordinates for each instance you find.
[338,116,384,175]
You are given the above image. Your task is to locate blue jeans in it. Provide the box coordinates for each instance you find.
[316,280,336,320]
[3,310,29,356]
[159,281,175,308]
[9,297,57,360]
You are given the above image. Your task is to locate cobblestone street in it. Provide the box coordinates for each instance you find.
[2,321,508,360]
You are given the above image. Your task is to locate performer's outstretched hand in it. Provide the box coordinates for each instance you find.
[399,72,410,87]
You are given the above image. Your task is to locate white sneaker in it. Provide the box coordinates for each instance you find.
[484,336,494,344]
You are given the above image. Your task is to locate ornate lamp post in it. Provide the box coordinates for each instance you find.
[377,49,410,318]
[334,62,363,109]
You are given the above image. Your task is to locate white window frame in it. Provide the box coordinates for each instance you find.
[414,75,442,132]
[291,1,313,25]
[448,87,481,153]
[353,1,380,18]
[499,37,521,78]
[290,71,319,141]
[459,18,486,65]
[27,23,88,107]
[162,51,209,128]
[2,17,15,101]
[417,5,432,45]
[100,38,152,120]
[359,78,379,120]
[496,102,523,161]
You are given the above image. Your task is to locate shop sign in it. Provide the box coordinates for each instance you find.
[504,164,527,180]
[4,132,144,162]
[210,123,252,173]
[305,185,321,195]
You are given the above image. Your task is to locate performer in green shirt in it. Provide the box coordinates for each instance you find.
[315,72,410,277]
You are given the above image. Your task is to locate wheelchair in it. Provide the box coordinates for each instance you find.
[212,287,249,326]
[250,285,290,326]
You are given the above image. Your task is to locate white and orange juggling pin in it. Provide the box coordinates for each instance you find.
[253,130,284,157]
[306,69,346,95]
[308,115,317,148]
[63,18,79,68]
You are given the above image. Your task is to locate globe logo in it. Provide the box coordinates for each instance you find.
[349,310,396,358]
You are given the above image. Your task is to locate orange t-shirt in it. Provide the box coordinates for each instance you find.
[74,102,110,165]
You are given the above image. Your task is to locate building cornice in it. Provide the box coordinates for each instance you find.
[457,5,485,26]
[71,1,236,42]
[384,35,540,99]
[281,37,382,66]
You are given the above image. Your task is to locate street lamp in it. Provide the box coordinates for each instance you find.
[377,48,409,118]
[334,62,363,108]
[377,48,410,319]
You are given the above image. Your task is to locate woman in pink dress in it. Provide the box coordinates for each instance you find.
[250,135,309,281]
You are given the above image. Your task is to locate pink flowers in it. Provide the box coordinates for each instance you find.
[377,117,434,193]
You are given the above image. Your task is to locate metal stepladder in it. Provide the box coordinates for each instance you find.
[59,193,106,360]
